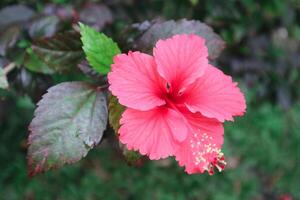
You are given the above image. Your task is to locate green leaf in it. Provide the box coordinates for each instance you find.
[79,23,121,75]
[24,48,55,74]
[0,68,8,89]
[28,81,108,176]
[108,95,125,134]
[32,31,84,72]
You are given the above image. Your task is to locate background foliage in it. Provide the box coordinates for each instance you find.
[1,0,300,199]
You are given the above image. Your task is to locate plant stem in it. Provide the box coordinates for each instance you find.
[97,84,109,91]
[3,62,16,75]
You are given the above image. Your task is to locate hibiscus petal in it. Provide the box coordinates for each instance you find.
[184,65,246,122]
[175,108,224,174]
[108,51,165,111]
[154,34,208,92]
[119,107,188,160]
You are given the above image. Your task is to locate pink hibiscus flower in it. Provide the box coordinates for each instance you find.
[108,34,246,174]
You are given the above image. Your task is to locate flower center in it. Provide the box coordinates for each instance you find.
[163,83,185,107]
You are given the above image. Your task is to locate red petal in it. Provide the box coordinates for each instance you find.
[154,34,208,93]
[119,107,188,160]
[184,65,246,122]
[108,51,165,111]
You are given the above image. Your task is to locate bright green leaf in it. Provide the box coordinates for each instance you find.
[79,23,121,75]
[28,81,108,176]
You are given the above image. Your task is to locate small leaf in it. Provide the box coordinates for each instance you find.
[108,95,125,133]
[28,82,108,176]
[32,31,84,72]
[129,19,225,60]
[24,48,55,74]
[79,23,121,75]
[0,68,8,89]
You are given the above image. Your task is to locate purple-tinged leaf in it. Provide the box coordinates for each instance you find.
[277,85,291,110]
[0,57,9,69]
[129,19,226,60]
[10,68,53,103]
[79,3,113,31]
[28,82,108,176]
[32,31,84,72]
[29,15,61,39]
[0,5,35,31]
[42,4,75,22]
[78,60,100,79]
[0,26,21,56]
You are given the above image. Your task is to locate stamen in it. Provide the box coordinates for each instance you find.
[190,131,227,175]
[207,151,227,175]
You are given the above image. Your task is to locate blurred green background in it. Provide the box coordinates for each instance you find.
[1,0,300,199]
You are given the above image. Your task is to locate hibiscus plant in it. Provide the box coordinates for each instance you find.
[16,20,246,176]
